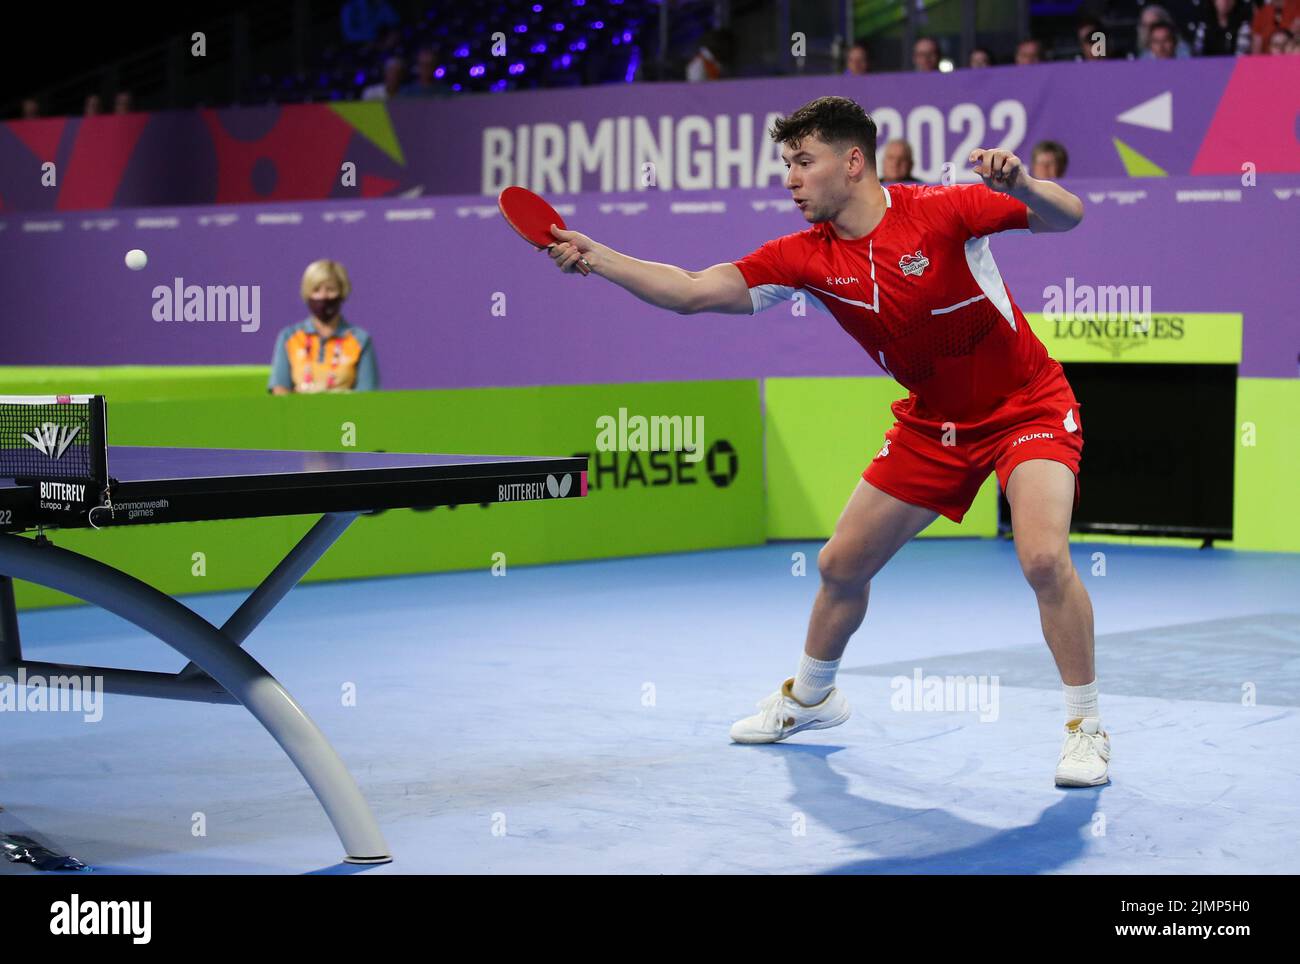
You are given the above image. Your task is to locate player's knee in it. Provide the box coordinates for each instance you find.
[1019,547,1071,592]
[818,541,874,592]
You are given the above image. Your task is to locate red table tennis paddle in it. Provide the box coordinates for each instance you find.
[498,186,590,276]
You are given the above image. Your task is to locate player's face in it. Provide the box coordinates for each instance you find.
[782,137,858,223]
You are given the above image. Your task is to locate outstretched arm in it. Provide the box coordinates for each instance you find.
[546,225,753,314]
[968,148,1084,233]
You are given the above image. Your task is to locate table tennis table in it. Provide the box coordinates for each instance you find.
[0,443,587,865]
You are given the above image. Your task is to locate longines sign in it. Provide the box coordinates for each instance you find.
[1023,313,1242,363]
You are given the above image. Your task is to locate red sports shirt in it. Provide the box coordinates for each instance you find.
[733,183,1048,423]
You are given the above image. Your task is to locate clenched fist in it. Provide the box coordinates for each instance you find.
[969,148,1027,195]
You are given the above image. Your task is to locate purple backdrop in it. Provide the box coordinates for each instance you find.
[415,57,1242,192]
[1,175,1295,383]
[3,58,1297,213]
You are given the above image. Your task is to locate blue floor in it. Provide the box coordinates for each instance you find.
[2,538,1298,874]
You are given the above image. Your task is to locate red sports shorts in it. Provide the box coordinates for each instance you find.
[862,360,1084,524]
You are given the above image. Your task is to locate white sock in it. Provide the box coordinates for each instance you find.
[792,653,840,705]
[1064,680,1099,722]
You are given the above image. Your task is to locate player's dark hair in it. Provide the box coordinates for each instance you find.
[769,96,877,159]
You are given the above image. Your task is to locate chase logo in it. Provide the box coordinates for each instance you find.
[705,440,738,487]
[578,438,739,491]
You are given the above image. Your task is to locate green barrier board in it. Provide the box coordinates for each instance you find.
[0,366,270,401]
[12,381,765,609]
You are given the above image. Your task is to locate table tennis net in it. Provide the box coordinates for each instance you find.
[0,394,108,483]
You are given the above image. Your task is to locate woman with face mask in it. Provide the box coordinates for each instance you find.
[268,259,380,394]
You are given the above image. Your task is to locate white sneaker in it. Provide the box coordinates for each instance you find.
[729,678,851,744]
[1055,717,1111,787]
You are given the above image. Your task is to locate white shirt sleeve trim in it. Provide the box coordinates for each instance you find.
[749,284,797,314]
[962,236,1017,331]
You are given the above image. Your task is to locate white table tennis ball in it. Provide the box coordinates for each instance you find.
[125,248,148,270]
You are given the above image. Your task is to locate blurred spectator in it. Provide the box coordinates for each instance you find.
[686,29,733,81]
[1031,140,1069,179]
[881,139,920,184]
[20,97,40,119]
[1158,0,1210,38]
[1251,0,1300,53]
[1290,32,1300,51]
[1015,38,1044,64]
[1191,0,1253,55]
[341,0,399,46]
[1147,20,1182,57]
[1139,6,1192,57]
[845,42,870,75]
[363,56,405,100]
[114,91,133,114]
[912,36,940,71]
[1269,26,1295,51]
[269,260,379,395]
[403,48,440,96]
[84,94,103,116]
[1076,18,1106,59]
[969,47,993,67]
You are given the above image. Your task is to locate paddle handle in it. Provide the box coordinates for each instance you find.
[547,244,591,276]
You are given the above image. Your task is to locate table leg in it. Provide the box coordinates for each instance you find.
[0,575,20,665]
[178,511,358,678]
[0,532,391,864]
